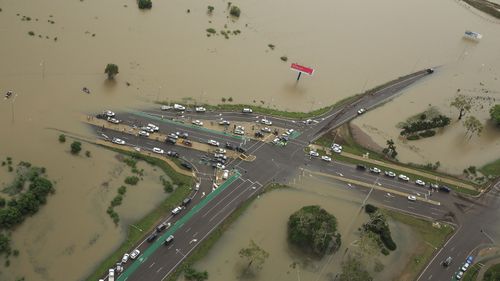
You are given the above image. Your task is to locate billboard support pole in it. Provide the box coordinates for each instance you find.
[296,72,302,81]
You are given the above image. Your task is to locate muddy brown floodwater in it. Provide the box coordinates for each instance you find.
[190,175,422,281]
[0,0,499,279]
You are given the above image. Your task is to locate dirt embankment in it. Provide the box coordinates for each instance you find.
[463,0,500,19]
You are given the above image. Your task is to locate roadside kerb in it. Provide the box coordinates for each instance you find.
[117,171,241,281]
[132,111,244,140]
[302,168,441,205]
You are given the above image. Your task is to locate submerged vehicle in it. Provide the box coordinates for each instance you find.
[463,30,482,41]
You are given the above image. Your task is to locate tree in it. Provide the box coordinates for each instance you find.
[338,256,373,281]
[450,94,472,120]
[229,5,241,17]
[184,266,208,281]
[0,233,10,254]
[207,5,214,14]
[70,141,82,154]
[490,104,500,125]
[382,139,397,158]
[58,134,66,143]
[138,0,152,9]
[104,63,119,80]
[463,116,483,139]
[238,240,269,275]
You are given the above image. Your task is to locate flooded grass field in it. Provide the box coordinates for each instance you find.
[0,0,499,279]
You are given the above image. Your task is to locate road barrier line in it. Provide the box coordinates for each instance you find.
[117,171,241,281]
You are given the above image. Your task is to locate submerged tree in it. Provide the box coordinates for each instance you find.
[490,104,500,125]
[382,139,397,158]
[450,94,472,120]
[338,256,373,281]
[104,63,119,80]
[238,240,269,275]
[463,115,483,139]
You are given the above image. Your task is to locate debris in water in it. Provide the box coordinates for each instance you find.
[82,87,90,94]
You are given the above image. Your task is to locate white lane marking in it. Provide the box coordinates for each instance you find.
[149,262,155,268]
[156,267,163,273]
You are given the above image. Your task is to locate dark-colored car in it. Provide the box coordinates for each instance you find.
[225,142,235,150]
[439,185,451,193]
[182,197,192,206]
[167,151,179,158]
[442,256,452,267]
[236,146,246,153]
[182,139,192,147]
[181,162,192,170]
[254,131,264,138]
[166,137,177,144]
[95,114,107,119]
[147,232,158,243]
[156,223,167,232]
[356,164,367,171]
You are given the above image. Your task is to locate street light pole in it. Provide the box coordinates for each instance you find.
[40,60,45,80]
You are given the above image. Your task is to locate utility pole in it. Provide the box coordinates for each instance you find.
[40,60,45,80]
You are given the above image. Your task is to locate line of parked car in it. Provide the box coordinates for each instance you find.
[442,255,474,280]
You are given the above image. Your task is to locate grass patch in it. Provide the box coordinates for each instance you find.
[462,262,481,281]
[479,158,500,177]
[85,148,193,281]
[384,210,454,280]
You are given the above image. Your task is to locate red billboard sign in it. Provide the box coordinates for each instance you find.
[290,63,314,76]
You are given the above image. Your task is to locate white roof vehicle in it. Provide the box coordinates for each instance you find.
[130,249,141,260]
[192,120,203,126]
[242,108,253,113]
[357,108,367,115]
[138,130,150,137]
[174,104,186,111]
[104,110,115,117]
[415,179,426,186]
[261,127,271,133]
[171,206,182,215]
[160,105,172,111]
[215,148,226,154]
[107,117,120,124]
[261,119,272,125]
[407,195,417,201]
[321,156,332,162]
[398,174,410,181]
[147,124,159,132]
[153,147,164,154]
[309,150,319,157]
[122,253,130,263]
[112,138,125,145]
[195,107,206,112]
[208,140,220,147]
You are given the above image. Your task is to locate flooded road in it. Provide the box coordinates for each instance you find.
[0,0,499,279]
[192,175,423,281]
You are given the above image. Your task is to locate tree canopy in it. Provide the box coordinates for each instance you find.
[238,240,269,274]
[138,0,152,9]
[490,104,500,125]
[287,205,341,257]
[463,115,483,139]
[450,94,472,120]
[104,63,119,80]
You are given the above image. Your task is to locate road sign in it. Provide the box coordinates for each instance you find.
[291,63,314,76]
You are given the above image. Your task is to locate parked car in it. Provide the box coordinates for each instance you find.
[407,195,417,201]
[112,138,125,145]
[309,150,319,157]
[164,235,175,245]
[255,131,264,138]
[182,197,192,206]
[208,140,220,147]
[236,146,246,153]
[215,148,226,154]
[332,147,342,154]
[356,164,367,171]
[398,174,410,181]
[415,179,426,186]
[195,106,206,112]
[181,162,192,170]
[242,108,253,113]
[219,120,230,125]
[261,127,272,133]
[166,137,177,144]
[153,147,164,154]
[357,108,367,115]
[369,167,381,174]
[166,151,179,158]
[442,256,452,267]
[456,271,463,280]
[104,110,115,117]
[182,139,192,146]
[160,105,172,111]
[192,120,203,126]
[168,133,179,140]
[384,171,396,177]
[439,185,451,193]
[261,119,272,125]
[122,253,130,263]
[176,132,189,139]
[147,232,158,243]
[331,143,342,150]
[156,222,171,232]
[147,124,159,132]
[461,262,470,272]
[171,206,182,215]
[130,249,141,260]
[225,142,235,150]
[429,183,439,189]
[138,130,150,137]
[321,156,332,162]
[173,104,186,111]
[234,129,245,135]
[107,117,120,124]
[141,126,154,133]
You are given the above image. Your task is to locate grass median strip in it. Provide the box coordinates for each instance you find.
[117,171,241,281]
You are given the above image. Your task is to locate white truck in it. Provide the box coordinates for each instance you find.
[108,268,115,281]
[174,104,186,111]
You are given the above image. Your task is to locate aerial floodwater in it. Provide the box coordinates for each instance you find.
[0,0,499,280]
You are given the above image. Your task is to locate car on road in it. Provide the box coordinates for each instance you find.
[181,162,192,170]
[130,249,141,260]
[369,167,381,174]
[461,262,470,272]
[192,120,203,126]
[166,151,179,158]
[398,174,410,181]
[357,108,367,115]
[415,179,426,186]
[164,235,174,245]
[442,256,452,267]
[182,139,192,146]
[147,232,158,243]
[456,271,463,280]
[467,256,474,263]
[225,142,235,150]
[141,126,154,133]
[160,105,172,111]
[171,206,182,215]
[426,68,435,74]
[242,108,253,113]
[174,104,186,111]
[439,185,451,193]
[219,120,230,125]
[309,150,319,157]
[234,129,245,135]
[321,156,332,162]
[195,106,206,112]
[166,137,177,144]
[215,148,226,154]
[208,139,220,147]
[156,222,171,232]
[147,124,159,132]
[153,147,164,154]
[104,110,115,117]
[332,147,342,154]
[182,197,192,206]
[261,127,272,133]
[407,195,417,201]
[261,118,272,125]
[384,171,396,177]
[429,183,439,189]
[122,253,130,263]
[107,117,120,124]
[214,154,227,160]
[216,163,225,169]
[138,130,150,137]
[176,132,189,139]
[112,138,125,145]
[356,164,367,171]
[168,133,179,140]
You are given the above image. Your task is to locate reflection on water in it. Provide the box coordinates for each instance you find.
[193,175,422,281]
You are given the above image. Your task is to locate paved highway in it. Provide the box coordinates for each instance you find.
[89,68,499,281]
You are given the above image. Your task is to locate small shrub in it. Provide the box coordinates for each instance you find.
[280,56,288,62]
[58,134,66,143]
[0,197,5,207]
[28,31,35,36]
[228,97,233,102]
[5,260,10,267]
[85,151,91,157]
[138,0,152,9]
[8,166,13,172]
[268,44,275,50]
[381,248,389,255]
[407,135,420,140]
[418,130,436,138]
[364,204,378,214]
[12,250,19,257]
[221,97,226,102]
[70,141,82,154]
[207,5,214,14]
[118,185,127,195]
[229,5,240,17]
[1,162,5,166]
[206,28,216,34]
[110,195,123,207]
[124,176,139,185]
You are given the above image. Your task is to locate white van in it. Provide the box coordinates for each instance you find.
[222,170,229,180]
[147,123,159,132]
[174,104,186,111]
[242,108,253,113]
[108,268,115,281]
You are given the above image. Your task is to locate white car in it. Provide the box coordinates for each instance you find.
[357,108,367,115]
[122,253,130,263]
[286,129,295,135]
[234,129,244,135]
[109,268,115,279]
[192,120,203,126]
[369,167,381,174]
[160,105,172,111]
[138,130,150,137]
[261,119,272,125]
[152,147,164,154]
[332,147,342,154]
[112,138,125,145]
[104,110,115,117]
[272,138,281,145]
[242,108,253,113]
[207,140,220,147]
[321,156,332,162]
[461,262,470,272]
[195,107,206,112]
[107,117,120,124]
[141,126,154,133]
[309,150,319,157]
[171,206,182,215]
[219,120,230,125]
[174,104,186,111]
[261,127,272,133]
[215,148,226,154]
[147,124,159,132]
[168,133,179,140]
[384,171,396,177]
[456,271,463,280]
[332,143,342,150]
[398,174,410,181]
[415,179,426,186]
[407,195,417,201]
[216,163,225,169]
[130,249,141,260]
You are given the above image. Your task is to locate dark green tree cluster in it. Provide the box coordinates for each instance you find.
[362,211,396,253]
[229,5,241,17]
[70,141,82,154]
[239,240,269,275]
[400,115,450,136]
[490,104,500,125]
[138,0,152,9]
[124,176,139,185]
[382,139,397,158]
[287,205,341,257]
[104,63,119,79]
[0,176,54,229]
